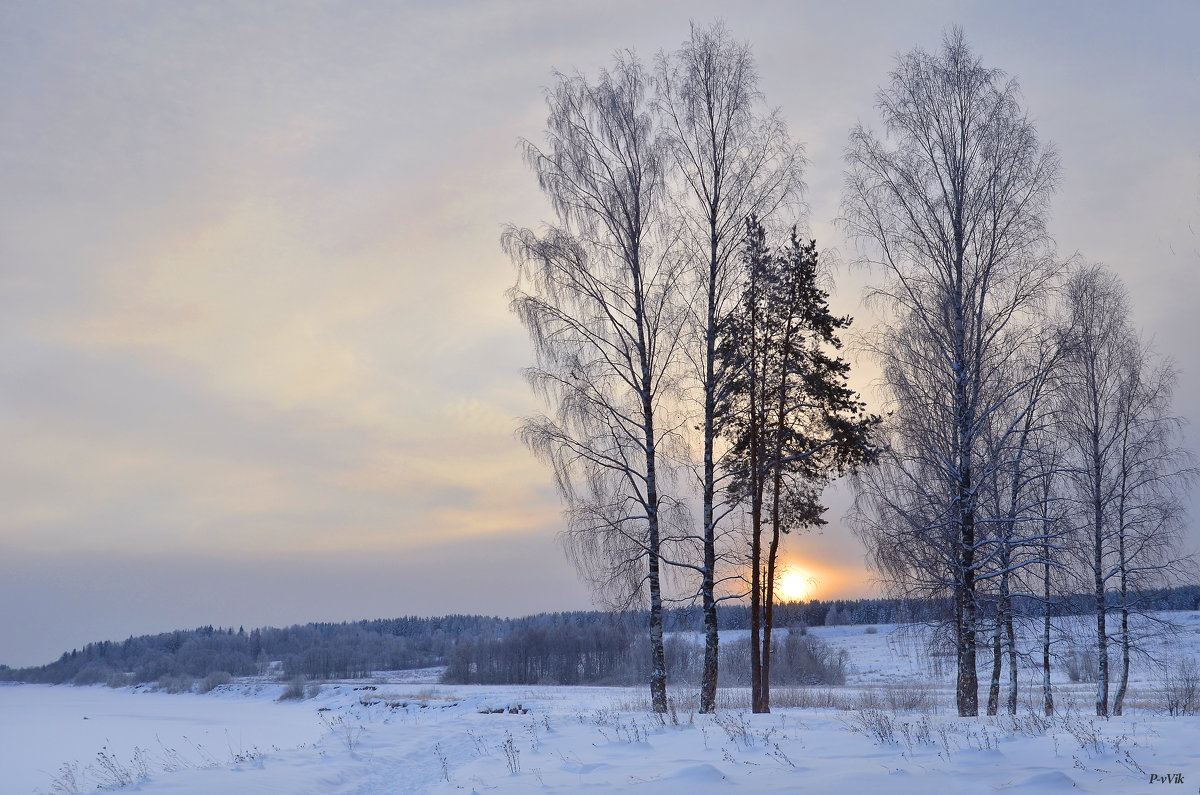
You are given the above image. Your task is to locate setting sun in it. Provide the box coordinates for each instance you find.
[777,568,816,602]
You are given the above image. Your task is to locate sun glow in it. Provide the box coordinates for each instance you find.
[777,568,816,602]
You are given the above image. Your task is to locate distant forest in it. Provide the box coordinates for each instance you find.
[4,586,1199,689]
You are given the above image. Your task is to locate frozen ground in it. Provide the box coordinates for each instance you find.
[6,613,1200,794]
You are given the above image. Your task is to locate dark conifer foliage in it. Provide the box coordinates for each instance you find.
[718,217,878,712]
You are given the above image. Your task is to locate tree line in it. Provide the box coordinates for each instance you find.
[5,588,1197,689]
[0,602,890,686]
[507,23,1196,718]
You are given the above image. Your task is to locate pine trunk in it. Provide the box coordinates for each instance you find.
[761,512,780,714]
[748,463,763,713]
[759,305,797,715]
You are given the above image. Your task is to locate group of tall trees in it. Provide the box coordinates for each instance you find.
[506,23,875,715]
[508,24,1193,718]
[844,30,1195,717]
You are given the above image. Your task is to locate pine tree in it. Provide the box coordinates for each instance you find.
[719,217,877,712]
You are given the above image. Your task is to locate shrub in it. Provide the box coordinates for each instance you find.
[712,632,847,687]
[663,634,705,685]
[1159,656,1199,716]
[716,639,751,686]
[773,632,848,685]
[772,686,852,710]
[880,681,934,712]
[200,671,232,693]
[71,663,114,686]
[106,672,133,688]
[157,674,194,694]
[848,708,896,744]
[279,675,309,701]
[1065,647,1098,683]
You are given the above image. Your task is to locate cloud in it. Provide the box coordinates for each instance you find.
[0,0,1196,667]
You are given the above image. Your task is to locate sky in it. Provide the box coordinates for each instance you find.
[1,1,1197,668]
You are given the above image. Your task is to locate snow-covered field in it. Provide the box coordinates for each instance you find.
[7,614,1200,794]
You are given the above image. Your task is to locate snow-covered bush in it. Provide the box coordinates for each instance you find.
[156,674,194,694]
[1065,646,1098,683]
[1158,656,1199,716]
[70,663,114,686]
[773,632,848,685]
[278,676,309,701]
[200,671,232,693]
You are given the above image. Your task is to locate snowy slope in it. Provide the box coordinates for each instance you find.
[6,612,1200,794]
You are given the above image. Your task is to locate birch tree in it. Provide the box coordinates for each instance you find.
[1059,264,1196,716]
[1031,435,1069,715]
[655,22,804,713]
[504,54,685,713]
[1057,264,1133,717]
[985,327,1072,715]
[843,28,1060,716]
[1108,351,1195,714]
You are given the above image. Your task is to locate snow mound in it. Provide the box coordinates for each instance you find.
[663,763,728,783]
[1007,770,1077,790]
